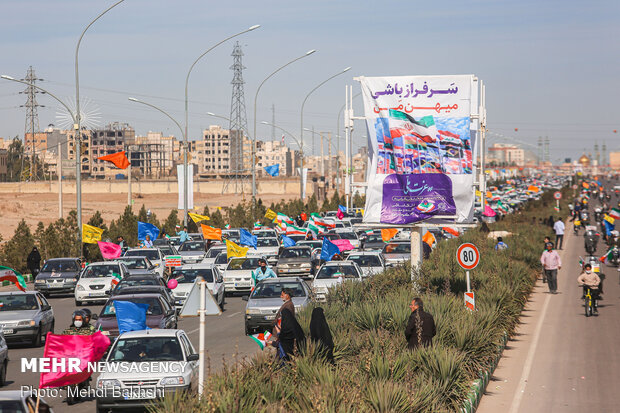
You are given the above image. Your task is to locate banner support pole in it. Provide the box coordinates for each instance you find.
[198,280,206,397]
[410,227,422,284]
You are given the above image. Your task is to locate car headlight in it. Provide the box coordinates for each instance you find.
[301,263,311,268]
[76,285,85,291]
[246,308,261,315]
[35,280,45,284]
[160,376,185,386]
[100,330,110,335]
[98,379,121,388]
[278,264,289,269]
[18,320,36,327]
[71,278,78,282]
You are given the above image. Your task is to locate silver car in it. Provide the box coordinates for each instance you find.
[345,252,386,278]
[178,241,206,264]
[34,257,82,296]
[0,292,54,347]
[0,390,54,412]
[255,237,280,266]
[114,257,158,276]
[243,277,312,334]
[382,241,411,266]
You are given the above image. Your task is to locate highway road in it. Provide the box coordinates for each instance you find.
[478,180,620,413]
[0,292,259,412]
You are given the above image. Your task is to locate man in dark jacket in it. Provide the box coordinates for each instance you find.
[405,297,436,349]
[27,247,41,276]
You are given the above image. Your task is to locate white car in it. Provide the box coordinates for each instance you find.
[252,229,278,239]
[345,252,385,278]
[255,237,280,265]
[213,252,230,273]
[123,248,165,277]
[96,329,199,412]
[74,262,130,306]
[202,245,226,265]
[170,264,225,309]
[223,256,263,295]
[333,230,361,249]
[178,241,207,264]
[313,261,363,302]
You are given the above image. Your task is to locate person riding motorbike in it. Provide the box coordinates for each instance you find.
[578,263,601,310]
[80,308,97,334]
[584,228,599,255]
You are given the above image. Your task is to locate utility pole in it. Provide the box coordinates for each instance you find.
[20,66,44,181]
[327,132,332,187]
[320,131,324,176]
[271,104,275,141]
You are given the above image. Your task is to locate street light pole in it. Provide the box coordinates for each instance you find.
[1,75,77,221]
[300,67,351,199]
[252,50,316,213]
[184,25,260,227]
[75,0,125,252]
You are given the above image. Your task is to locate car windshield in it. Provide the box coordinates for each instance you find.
[315,265,359,279]
[280,248,311,259]
[102,297,163,316]
[109,336,186,362]
[179,242,205,252]
[257,238,279,247]
[214,253,229,264]
[41,260,78,272]
[158,246,177,256]
[125,250,160,261]
[383,243,411,254]
[251,282,306,298]
[299,241,322,250]
[323,233,341,240]
[82,265,120,279]
[117,258,149,270]
[174,268,214,283]
[227,258,260,270]
[365,234,382,243]
[205,248,225,258]
[0,294,39,311]
[348,255,382,267]
[115,277,160,290]
[337,232,358,240]
[254,231,276,238]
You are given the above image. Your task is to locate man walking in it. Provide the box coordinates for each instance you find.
[404,297,436,349]
[553,217,565,250]
[540,242,562,294]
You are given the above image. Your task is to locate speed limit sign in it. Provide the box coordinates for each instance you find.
[554,191,562,200]
[456,243,480,270]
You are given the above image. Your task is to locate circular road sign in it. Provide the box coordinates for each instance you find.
[456,243,480,270]
[572,184,578,190]
[554,191,562,200]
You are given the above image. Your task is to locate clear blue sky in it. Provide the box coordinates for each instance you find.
[1,0,618,162]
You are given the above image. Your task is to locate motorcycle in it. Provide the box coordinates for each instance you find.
[584,228,599,255]
[580,211,590,226]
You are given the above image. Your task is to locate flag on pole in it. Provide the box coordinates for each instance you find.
[253,221,262,231]
[320,238,341,261]
[381,228,398,242]
[115,301,149,335]
[264,164,280,177]
[281,235,296,247]
[39,332,110,388]
[265,209,278,220]
[609,208,620,220]
[600,249,614,263]
[188,213,210,224]
[0,266,27,292]
[285,225,306,235]
[442,227,460,237]
[97,151,130,169]
[110,270,123,288]
[336,209,344,220]
[332,239,354,252]
[201,225,222,240]
[82,224,104,244]
[226,239,249,259]
[276,213,294,225]
[97,241,122,260]
[604,215,615,225]
[307,223,320,238]
[137,221,160,241]
[422,231,436,247]
[250,331,273,350]
[239,229,258,249]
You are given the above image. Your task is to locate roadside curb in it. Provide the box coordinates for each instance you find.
[461,331,508,413]
[1,274,33,286]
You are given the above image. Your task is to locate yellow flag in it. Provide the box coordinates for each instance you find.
[264,209,277,220]
[82,224,104,244]
[604,215,615,225]
[188,213,210,223]
[226,239,248,259]
[475,190,482,197]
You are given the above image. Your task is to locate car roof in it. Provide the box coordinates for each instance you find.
[118,329,182,339]
[45,257,80,261]
[0,390,27,400]
[323,261,357,266]
[86,261,118,266]
[117,286,165,293]
[180,264,216,269]
[0,291,39,296]
[259,277,304,284]
[122,274,160,279]
[126,248,159,252]
[109,293,162,300]
[347,251,381,256]
[283,246,311,250]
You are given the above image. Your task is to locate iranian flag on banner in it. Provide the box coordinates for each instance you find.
[286,225,306,235]
[496,201,507,214]
[0,266,27,292]
[307,223,320,238]
[600,249,615,263]
[250,331,273,350]
[609,208,620,220]
[277,213,294,225]
[311,217,335,229]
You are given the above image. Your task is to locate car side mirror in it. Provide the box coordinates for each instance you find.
[217,277,223,283]
[91,313,99,321]
[242,295,249,301]
[166,309,175,316]
[41,305,51,311]
[187,353,199,362]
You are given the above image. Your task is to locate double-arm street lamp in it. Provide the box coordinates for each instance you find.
[299,67,351,199]
[252,50,317,212]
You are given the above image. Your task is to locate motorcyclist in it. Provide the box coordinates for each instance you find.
[578,263,601,308]
[80,308,97,333]
[251,258,277,285]
[63,310,94,335]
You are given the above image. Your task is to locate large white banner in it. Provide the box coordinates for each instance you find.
[177,164,194,210]
[360,75,479,224]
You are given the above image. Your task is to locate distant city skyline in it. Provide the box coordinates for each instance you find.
[0,0,618,162]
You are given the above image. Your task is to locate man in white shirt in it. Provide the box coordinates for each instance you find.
[553,217,565,250]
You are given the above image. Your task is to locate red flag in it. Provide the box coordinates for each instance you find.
[98,151,130,169]
[336,209,344,220]
[39,331,111,388]
[442,227,460,237]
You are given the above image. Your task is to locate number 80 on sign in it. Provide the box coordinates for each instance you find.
[456,243,480,270]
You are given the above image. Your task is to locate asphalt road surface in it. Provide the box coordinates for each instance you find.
[479,180,620,413]
[1,292,258,413]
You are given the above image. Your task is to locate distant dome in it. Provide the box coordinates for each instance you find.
[578,154,590,166]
